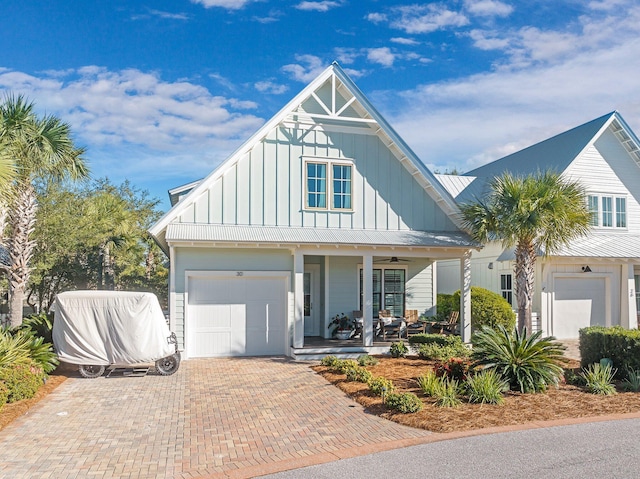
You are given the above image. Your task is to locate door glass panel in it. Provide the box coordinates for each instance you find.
[304,272,311,317]
[360,269,382,316]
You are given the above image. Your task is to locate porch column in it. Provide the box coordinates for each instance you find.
[623,263,638,330]
[362,253,374,347]
[460,250,472,343]
[293,249,304,348]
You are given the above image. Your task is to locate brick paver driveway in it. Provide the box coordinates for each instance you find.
[0,358,430,479]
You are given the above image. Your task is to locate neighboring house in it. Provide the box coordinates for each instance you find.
[437,112,640,339]
[149,63,475,359]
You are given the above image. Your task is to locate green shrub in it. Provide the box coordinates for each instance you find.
[0,381,9,409]
[336,359,358,374]
[435,293,457,322]
[452,287,516,331]
[385,392,423,413]
[622,369,640,392]
[417,370,442,397]
[19,313,54,344]
[579,327,640,378]
[581,363,617,395]
[357,354,379,367]
[346,366,373,383]
[389,341,408,358]
[19,331,59,374]
[408,333,465,347]
[0,361,45,403]
[434,357,472,381]
[471,326,566,393]
[368,376,395,396]
[417,343,470,361]
[0,329,32,368]
[434,378,462,408]
[563,368,586,386]
[464,370,507,405]
[320,355,340,367]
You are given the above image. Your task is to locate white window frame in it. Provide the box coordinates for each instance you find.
[303,157,354,212]
[586,193,627,229]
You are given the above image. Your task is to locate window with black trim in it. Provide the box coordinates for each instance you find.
[501,274,513,306]
[359,268,406,317]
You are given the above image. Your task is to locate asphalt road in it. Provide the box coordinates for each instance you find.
[259,418,640,479]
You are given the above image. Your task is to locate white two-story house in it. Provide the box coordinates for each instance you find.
[438,112,640,339]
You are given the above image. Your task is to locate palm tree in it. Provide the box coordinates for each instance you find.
[459,171,591,333]
[0,95,88,327]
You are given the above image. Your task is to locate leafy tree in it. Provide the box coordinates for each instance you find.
[459,171,590,332]
[0,95,88,327]
[28,179,168,312]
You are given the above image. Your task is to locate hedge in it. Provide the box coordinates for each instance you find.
[452,286,516,331]
[408,333,466,347]
[579,326,640,378]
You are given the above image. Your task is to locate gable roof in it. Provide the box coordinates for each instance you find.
[150,63,465,250]
[440,111,640,204]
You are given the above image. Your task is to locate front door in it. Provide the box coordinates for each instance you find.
[304,264,320,336]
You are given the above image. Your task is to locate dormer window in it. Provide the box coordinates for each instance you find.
[587,194,626,229]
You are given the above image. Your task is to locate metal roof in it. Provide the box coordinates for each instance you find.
[465,112,614,178]
[165,223,476,249]
[494,234,640,260]
[552,234,640,259]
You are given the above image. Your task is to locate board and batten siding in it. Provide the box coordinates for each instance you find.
[178,125,457,232]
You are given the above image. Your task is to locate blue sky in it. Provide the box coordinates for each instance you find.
[2,0,639,211]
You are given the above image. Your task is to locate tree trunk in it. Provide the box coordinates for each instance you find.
[514,240,536,334]
[8,183,38,328]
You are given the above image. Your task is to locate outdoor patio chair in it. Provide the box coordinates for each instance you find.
[429,310,459,334]
[379,310,406,340]
[404,309,425,336]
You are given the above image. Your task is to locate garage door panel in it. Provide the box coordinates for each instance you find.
[187,274,286,357]
[553,277,606,339]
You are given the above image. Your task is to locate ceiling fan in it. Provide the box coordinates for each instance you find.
[374,256,411,263]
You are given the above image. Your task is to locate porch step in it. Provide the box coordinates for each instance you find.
[290,344,391,361]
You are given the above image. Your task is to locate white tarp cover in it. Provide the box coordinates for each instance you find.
[52,291,175,365]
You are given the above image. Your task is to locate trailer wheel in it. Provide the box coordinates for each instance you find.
[155,353,180,376]
[78,365,106,379]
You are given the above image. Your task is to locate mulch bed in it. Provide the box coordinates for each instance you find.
[0,363,75,432]
[313,357,640,433]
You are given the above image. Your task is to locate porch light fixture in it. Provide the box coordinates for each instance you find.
[488,262,494,269]
[581,266,592,273]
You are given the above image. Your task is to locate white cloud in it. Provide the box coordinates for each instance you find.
[295,1,343,12]
[385,8,640,174]
[365,13,387,24]
[190,0,255,10]
[367,47,396,67]
[254,80,289,94]
[464,0,513,18]
[0,67,264,181]
[389,4,469,34]
[281,55,328,83]
[390,37,420,45]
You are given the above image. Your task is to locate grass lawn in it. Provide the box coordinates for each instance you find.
[313,356,640,433]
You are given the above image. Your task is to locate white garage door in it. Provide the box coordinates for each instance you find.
[187,274,287,357]
[553,277,607,339]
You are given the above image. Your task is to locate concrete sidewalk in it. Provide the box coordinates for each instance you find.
[0,358,430,479]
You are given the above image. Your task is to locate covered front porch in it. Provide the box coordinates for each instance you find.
[291,240,473,358]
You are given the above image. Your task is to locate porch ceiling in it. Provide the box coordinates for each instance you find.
[165,223,476,249]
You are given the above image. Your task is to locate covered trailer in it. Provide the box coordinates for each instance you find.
[52,291,180,378]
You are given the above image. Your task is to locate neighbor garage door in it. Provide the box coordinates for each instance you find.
[552,277,607,339]
[186,274,287,357]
